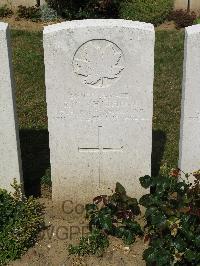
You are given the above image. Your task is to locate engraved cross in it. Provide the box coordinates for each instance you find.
[78,126,123,186]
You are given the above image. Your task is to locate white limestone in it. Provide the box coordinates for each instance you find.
[0,23,23,191]
[179,24,200,181]
[44,20,155,202]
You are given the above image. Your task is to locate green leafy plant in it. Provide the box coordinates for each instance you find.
[40,4,59,21]
[41,167,51,186]
[46,0,120,19]
[68,228,109,256]
[0,180,44,265]
[119,0,173,26]
[85,182,142,245]
[168,9,196,28]
[139,169,200,266]
[0,5,13,18]
[68,183,143,256]
[17,5,41,21]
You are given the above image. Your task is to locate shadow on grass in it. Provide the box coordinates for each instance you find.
[19,129,50,197]
[152,129,166,177]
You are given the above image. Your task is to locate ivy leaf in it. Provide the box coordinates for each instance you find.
[140,172,200,266]
[98,214,113,233]
[180,227,195,242]
[139,175,152,189]
[172,236,187,252]
[194,235,200,247]
[85,204,97,218]
[184,249,200,263]
[123,220,143,236]
[175,182,189,195]
[139,194,152,207]
[139,194,162,208]
[143,247,157,263]
[115,182,126,195]
[127,197,140,215]
[143,247,172,266]
[146,207,167,227]
[115,227,135,245]
[122,229,136,245]
[114,226,123,237]
[155,177,171,195]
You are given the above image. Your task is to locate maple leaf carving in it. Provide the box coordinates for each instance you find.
[73,40,124,87]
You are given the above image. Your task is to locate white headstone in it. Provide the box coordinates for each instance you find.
[0,23,23,191]
[179,25,200,180]
[44,20,155,203]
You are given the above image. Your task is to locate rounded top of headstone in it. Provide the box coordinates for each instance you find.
[185,24,200,36]
[43,19,154,35]
[0,22,8,31]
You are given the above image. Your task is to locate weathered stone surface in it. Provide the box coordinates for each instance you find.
[0,23,23,191]
[174,0,188,10]
[174,0,200,12]
[179,25,200,181]
[44,20,154,202]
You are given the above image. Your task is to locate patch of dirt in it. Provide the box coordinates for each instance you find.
[1,16,180,32]
[0,16,63,31]
[9,193,146,266]
[156,21,177,31]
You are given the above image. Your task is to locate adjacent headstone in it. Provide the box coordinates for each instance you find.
[179,24,200,181]
[0,23,23,191]
[44,20,155,203]
[174,0,188,10]
[190,0,200,12]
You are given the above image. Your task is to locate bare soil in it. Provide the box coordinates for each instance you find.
[0,16,62,31]
[9,188,146,266]
[0,16,179,32]
[156,21,177,31]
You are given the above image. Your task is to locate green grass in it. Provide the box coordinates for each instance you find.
[10,29,184,193]
[11,30,48,195]
[153,30,184,172]
[11,30,46,129]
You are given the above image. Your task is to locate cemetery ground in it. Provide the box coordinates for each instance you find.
[6,27,184,265]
